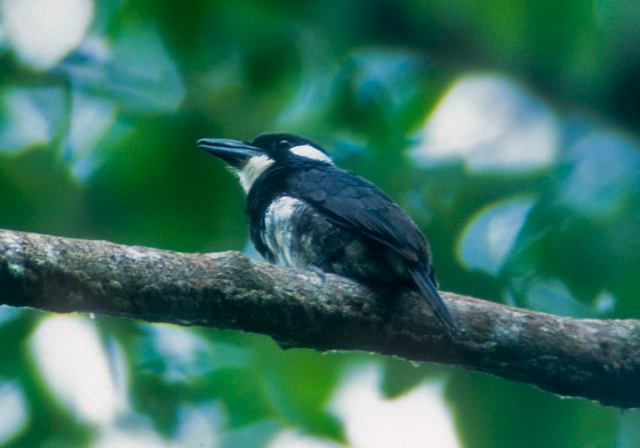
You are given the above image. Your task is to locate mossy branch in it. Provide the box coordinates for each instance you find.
[1,229,638,408]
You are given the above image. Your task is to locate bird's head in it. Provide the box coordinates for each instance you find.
[198,133,333,192]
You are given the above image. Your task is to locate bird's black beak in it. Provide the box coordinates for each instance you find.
[198,138,263,168]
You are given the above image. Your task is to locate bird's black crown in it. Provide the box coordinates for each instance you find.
[251,133,328,156]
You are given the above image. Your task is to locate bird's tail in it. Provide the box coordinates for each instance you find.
[409,268,459,338]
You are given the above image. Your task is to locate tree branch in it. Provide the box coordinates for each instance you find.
[1,228,639,408]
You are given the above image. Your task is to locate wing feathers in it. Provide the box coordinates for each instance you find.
[287,165,458,336]
[288,167,428,262]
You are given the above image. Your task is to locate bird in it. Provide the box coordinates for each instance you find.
[198,133,458,337]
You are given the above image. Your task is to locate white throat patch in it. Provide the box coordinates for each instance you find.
[289,144,333,163]
[235,155,274,192]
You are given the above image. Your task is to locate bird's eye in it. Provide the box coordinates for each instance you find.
[274,139,289,150]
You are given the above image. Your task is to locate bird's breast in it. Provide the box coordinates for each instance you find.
[261,195,342,270]
[262,196,306,267]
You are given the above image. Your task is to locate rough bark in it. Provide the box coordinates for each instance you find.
[1,228,638,408]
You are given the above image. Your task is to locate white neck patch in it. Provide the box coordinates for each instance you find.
[235,155,274,192]
[290,144,333,163]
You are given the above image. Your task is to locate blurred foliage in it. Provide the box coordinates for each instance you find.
[1,0,640,446]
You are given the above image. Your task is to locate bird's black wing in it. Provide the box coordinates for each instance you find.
[287,165,458,336]
[287,166,429,263]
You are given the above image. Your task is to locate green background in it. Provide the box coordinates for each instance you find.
[1,0,639,446]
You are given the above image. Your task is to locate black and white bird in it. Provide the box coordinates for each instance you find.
[198,133,458,337]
